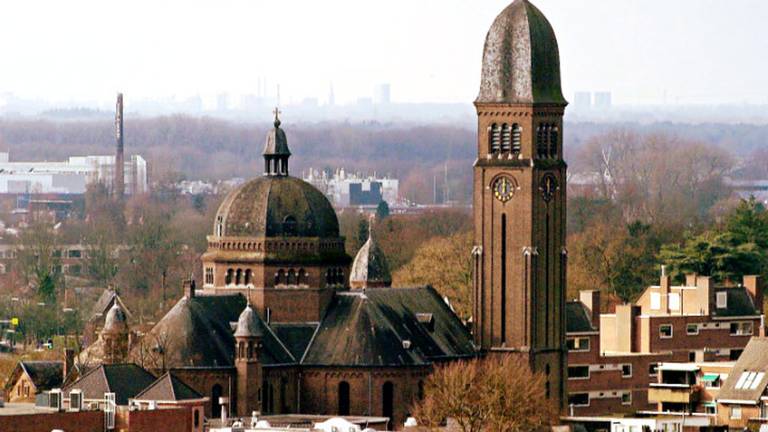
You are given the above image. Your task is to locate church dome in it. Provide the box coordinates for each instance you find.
[476,0,565,104]
[215,176,339,238]
[103,302,128,334]
[349,225,391,289]
[214,111,340,239]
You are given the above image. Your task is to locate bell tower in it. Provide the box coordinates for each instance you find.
[472,0,567,409]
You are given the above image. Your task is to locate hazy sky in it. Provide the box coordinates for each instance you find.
[0,0,766,106]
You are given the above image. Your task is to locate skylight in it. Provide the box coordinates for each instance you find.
[735,371,766,390]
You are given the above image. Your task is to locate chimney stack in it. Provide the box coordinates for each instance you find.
[744,275,764,315]
[115,93,125,200]
[579,290,601,330]
[63,348,75,381]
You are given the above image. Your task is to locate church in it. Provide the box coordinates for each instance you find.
[82,0,568,428]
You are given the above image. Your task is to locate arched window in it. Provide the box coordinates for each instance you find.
[500,123,512,152]
[216,216,224,237]
[280,377,288,413]
[235,269,243,286]
[325,269,332,285]
[511,124,521,153]
[194,409,200,428]
[382,382,394,421]
[262,381,272,414]
[489,123,501,153]
[536,124,547,158]
[211,384,223,418]
[338,381,351,415]
[549,125,558,158]
[287,269,296,286]
[298,269,307,285]
[283,216,297,236]
[244,269,252,286]
[225,269,234,286]
[275,270,285,286]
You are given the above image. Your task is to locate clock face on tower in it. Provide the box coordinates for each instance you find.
[492,176,516,203]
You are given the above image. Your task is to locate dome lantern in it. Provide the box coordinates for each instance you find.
[263,107,291,176]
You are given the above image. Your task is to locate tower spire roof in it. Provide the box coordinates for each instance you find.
[349,216,392,290]
[263,107,291,176]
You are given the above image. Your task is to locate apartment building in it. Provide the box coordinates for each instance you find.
[566,272,764,416]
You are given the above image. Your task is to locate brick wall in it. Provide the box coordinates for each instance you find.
[124,407,192,432]
[0,410,103,432]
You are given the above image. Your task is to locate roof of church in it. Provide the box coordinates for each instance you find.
[349,226,392,288]
[140,286,475,370]
[476,0,565,104]
[134,372,204,401]
[215,176,340,239]
[302,287,476,366]
[234,305,267,338]
[130,294,294,368]
[90,289,130,323]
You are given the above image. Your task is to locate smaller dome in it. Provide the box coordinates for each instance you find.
[103,302,128,334]
[350,226,391,289]
[234,305,265,338]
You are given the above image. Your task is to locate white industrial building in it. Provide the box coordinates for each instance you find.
[304,168,399,207]
[0,152,147,195]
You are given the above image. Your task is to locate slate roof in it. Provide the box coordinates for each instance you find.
[711,287,759,318]
[139,287,474,370]
[302,287,476,367]
[263,116,291,157]
[717,337,768,403]
[134,372,203,401]
[130,294,293,368]
[271,323,319,360]
[477,0,565,104]
[10,361,64,392]
[90,289,130,323]
[63,364,156,405]
[214,176,340,238]
[566,301,597,334]
[234,305,267,338]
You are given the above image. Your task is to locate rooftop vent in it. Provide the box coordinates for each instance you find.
[402,340,412,350]
[416,313,435,332]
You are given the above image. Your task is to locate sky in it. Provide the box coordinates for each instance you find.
[0,0,766,107]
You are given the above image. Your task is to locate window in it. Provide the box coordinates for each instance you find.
[686,323,699,335]
[338,381,350,415]
[622,364,632,378]
[548,126,558,158]
[668,293,680,311]
[225,269,234,285]
[69,264,81,276]
[735,371,766,390]
[500,123,511,152]
[730,321,753,336]
[68,249,82,258]
[567,337,590,352]
[716,291,728,309]
[730,349,744,361]
[283,216,297,236]
[489,124,501,153]
[194,409,200,428]
[568,393,589,407]
[511,124,521,153]
[568,366,590,380]
[659,324,673,339]
[211,384,223,418]
[621,392,632,405]
[650,292,661,310]
[689,351,697,362]
[205,268,214,286]
[649,363,659,377]
[382,382,394,421]
[731,406,742,420]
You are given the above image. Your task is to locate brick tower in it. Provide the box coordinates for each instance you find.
[472,0,568,409]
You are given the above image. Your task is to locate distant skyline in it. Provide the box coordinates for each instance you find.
[0,0,766,108]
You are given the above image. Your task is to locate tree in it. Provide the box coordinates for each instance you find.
[393,231,473,319]
[658,197,768,284]
[15,219,62,303]
[376,200,390,219]
[411,356,557,432]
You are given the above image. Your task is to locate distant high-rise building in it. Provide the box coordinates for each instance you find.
[114,93,125,200]
[373,84,391,104]
[594,91,612,110]
[328,83,336,106]
[574,92,592,111]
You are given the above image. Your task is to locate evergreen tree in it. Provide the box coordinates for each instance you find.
[375,200,390,219]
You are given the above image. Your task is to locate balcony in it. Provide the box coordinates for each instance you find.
[648,383,700,404]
